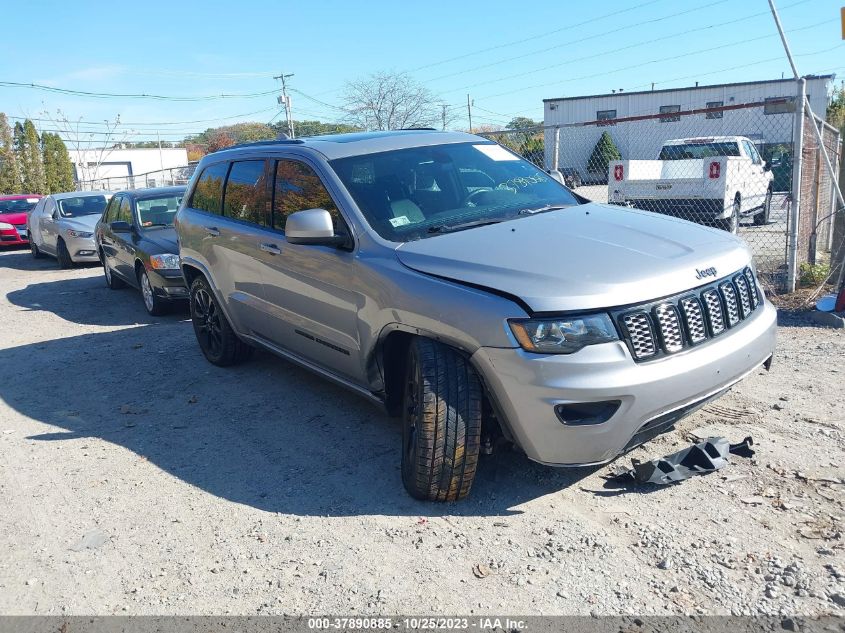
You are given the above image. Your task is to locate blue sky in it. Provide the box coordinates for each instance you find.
[1,0,842,142]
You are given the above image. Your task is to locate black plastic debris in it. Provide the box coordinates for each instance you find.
[611,436,754,485]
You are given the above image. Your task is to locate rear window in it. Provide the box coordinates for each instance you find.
[0,199,39,213]
[659,142,741,160]
[190,162,229,214]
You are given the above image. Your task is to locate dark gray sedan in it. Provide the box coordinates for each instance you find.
[95,186,187,315]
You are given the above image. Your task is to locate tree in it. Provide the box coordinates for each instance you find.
[0,113,20,194]
[827,81,845,131]
[587,131,621,175]
[342,71,439,130]
[276,120,361,138]
[206,130,236,153]
[15,119,45,194]
[42,110,126,187]
[506,117,539,131]
[41,132,75,193]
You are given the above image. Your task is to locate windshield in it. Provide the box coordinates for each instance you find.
[58,195,108,218]
[0,199,39,213]
[330,142,579,242]
[136,194,183,228]
[659,142,740,160]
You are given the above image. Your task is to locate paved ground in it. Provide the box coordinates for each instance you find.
[0,247,843,617]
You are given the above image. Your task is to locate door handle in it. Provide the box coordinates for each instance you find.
[205,226,220,237]
[260,243,282,255]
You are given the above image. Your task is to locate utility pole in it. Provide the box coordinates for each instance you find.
[441,104,447,131]
[466,94,473,133]
[274,72,295,138]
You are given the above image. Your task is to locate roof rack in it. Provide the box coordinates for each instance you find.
[400,127,438,131]
[220,138,305,151]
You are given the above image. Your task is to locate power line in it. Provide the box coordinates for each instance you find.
[439,3,814,97]
[424,0,746,84]
[482,43,843,120]
[0,81,278,101]
[462,19,829,104]
[7,107,280,128]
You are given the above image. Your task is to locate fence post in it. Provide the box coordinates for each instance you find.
[552,126,560,172]
[786,77,806,293]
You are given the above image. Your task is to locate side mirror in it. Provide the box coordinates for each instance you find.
[285,209,349,248]
[547,170,566,186]
[763,160,772,172]
[111,221,132,233]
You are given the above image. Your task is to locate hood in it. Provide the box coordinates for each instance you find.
[140,227,178,253]
[62,215,101,232]
[0,212,28,225]
[395,203,751,313]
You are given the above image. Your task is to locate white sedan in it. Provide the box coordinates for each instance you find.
[28,192,112,267]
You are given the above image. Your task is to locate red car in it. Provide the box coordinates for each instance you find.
[0,194,43,247]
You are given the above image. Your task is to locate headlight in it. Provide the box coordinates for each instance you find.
[509,313,619,354]
[0,221,13,230]
[67,230,93,238]
[149,253,180,270]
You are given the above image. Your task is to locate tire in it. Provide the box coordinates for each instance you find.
[718,195,740,234]
[56,238,74,268]
[102,253,126,289]
[753,188,772,226]
[401,337,482,502]
[189,275,252,366]
[29,236,43,259]
[139,268,169,316]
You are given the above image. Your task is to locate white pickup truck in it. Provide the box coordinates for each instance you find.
[608,136,774,232]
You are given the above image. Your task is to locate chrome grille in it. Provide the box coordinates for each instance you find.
[654,303,685,353]
[680,297,707,344]
[743,267,759,308]
[702,289,726,336]
[621,312,656,360]
[617,268,761,362]
[720,282,740,327]
[734,275,752,318]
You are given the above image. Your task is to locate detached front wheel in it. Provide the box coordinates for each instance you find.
[401,338,482,502]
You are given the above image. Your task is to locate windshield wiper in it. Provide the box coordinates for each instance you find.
[427,218,505,234]
[517,204,570,215]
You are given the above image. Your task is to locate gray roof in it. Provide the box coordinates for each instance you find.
[213,130,486,161]
[542,74,836,103]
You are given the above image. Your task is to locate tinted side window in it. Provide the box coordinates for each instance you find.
[191,162,229,214]
[273,160,341,231]
[223,160,271,227]
[102,197,118,223]
[117,197,133,223]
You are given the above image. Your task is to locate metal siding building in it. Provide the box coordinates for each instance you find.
[542,75,834,177]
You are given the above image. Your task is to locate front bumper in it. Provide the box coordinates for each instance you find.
[0,226,29,246]
[147,268,188,300]
[471,300,777,466]
[65,235,99,262]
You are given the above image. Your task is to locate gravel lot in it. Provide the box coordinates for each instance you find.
[0,247,843,617]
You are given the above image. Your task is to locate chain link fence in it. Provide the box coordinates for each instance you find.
[479,98,842,295]
[78,163,198,192]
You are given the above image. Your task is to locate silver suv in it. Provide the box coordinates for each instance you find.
[175,130,777,502]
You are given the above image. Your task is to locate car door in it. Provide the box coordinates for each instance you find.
[112,196,138,282]
[39,197,59,254]
[27,198,47,246]
[741,141,767,210]
[254,156,363,381]
[98,195,121,270]
[186,159,270,336]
